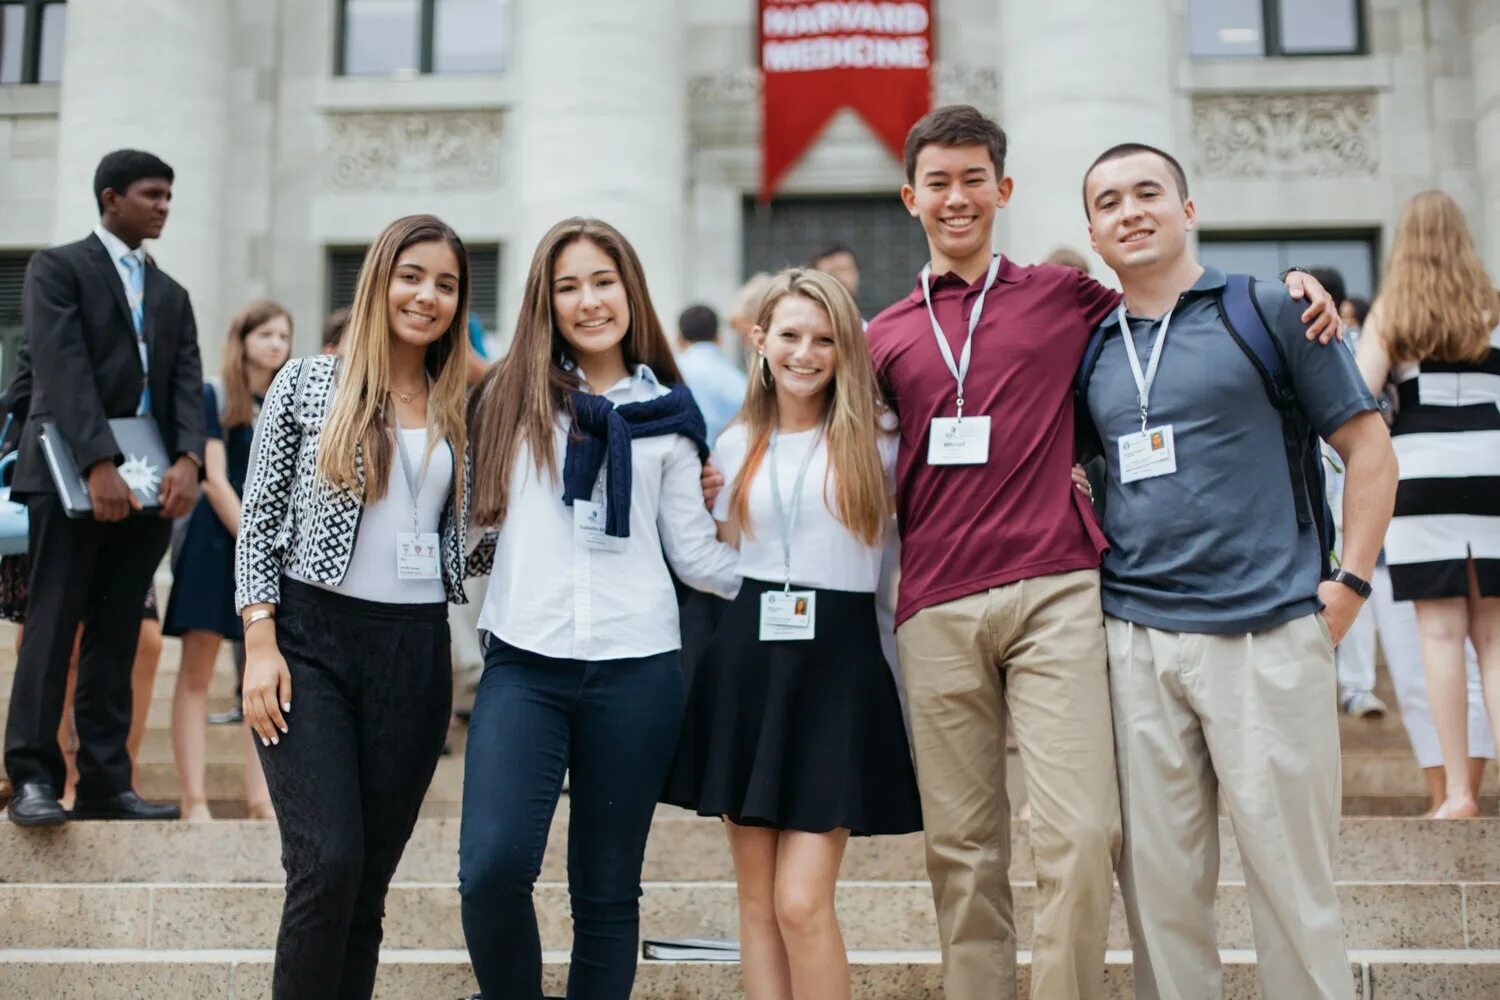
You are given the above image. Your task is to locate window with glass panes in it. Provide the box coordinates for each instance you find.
[1198,233,1378,301]
[0,253,33,388]
[0,0,65,85]
[1189,0,1364,57]
[337,0,508,76]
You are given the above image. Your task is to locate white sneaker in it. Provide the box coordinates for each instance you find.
[1341,690,1388,718]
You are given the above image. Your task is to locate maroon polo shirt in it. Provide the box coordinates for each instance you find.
[869,256,1122,626]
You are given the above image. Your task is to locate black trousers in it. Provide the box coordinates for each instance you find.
[258,578,452,1000]
[3,494,170,798]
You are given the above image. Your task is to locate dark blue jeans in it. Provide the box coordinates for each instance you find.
[458,639,685,1000]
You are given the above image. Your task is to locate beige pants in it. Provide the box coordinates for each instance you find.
[898,569,1121,1000]
[1106,613,1351,1000]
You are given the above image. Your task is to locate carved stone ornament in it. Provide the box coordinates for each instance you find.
[1192,92,1378,178]
[324,112,504,192]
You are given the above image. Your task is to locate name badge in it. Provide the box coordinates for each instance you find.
[396,531,442,580]
[1118,424,1178,484]
[574,500,627,553]
[759,590,816,642]
[927,416,991,465]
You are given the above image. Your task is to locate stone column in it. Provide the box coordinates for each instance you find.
[51,0,232,347]
[510,0,688,333]
[1473,0,1500,276]
[997,0,1176,273]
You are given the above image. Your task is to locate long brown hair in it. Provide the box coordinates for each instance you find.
[317,215,471,508]
[1370,190,1498,364]
[469,218,681,528]
[220,300,291,429]
[728,268,890,547]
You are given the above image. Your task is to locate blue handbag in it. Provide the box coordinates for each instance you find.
[0,415,29,557]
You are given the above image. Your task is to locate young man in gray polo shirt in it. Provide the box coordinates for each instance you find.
[1079,143,1397,1000]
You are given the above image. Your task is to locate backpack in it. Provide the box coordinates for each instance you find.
[1074,273,1335,580]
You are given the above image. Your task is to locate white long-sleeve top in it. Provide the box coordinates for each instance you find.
[477,365,741,661]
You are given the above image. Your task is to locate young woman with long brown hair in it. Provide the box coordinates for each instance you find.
[458,217,739,1000]
[663,268,921,1000]
[1356,190,1500,819]
[235,215,474,998]
[163,299,291,822]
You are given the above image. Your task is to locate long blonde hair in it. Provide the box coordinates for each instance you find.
[220,300,291,429]
[469,218,683,528]
[728,269,890,548]
[1370,190,1498,364]
[317,215,470,509]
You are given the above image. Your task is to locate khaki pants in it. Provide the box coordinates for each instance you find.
[1106,614,1351,1000]
[898,569,1121,1000]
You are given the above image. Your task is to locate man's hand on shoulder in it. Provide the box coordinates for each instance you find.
[87,462,139,523]
[1283,270,1343,344]
[158,456,200,519]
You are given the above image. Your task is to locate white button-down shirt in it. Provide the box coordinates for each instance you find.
[478,365,741,661]
[93,223,146,307]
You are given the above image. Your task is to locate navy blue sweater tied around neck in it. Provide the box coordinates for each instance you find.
[561,383,708,538]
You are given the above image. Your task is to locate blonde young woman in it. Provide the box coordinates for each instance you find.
[664,269,921,1000]
[1356,190,1500,819]
[235,215,473,998]
[164,300,291,822]
[459,218,739,1000]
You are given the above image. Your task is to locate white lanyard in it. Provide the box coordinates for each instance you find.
[767,422,826,593]
[920,254,1002,419]
[1116,304,1174,431]
[392,419,430,534]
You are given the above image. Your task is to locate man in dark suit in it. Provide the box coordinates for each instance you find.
[5,149,206,826]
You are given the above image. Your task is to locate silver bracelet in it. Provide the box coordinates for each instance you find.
[243,609,276,631]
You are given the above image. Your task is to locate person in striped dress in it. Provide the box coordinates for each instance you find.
[1356,190,1500,819]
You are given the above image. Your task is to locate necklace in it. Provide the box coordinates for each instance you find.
[392,385,427,404]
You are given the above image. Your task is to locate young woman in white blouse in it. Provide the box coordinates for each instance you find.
[460,217,740,1000]
[664,268,921,1000]
[235,215,474,1000]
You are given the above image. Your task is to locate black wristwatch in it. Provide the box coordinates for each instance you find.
[1330,569,1372,600]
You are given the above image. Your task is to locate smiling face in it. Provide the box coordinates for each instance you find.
[552,237,631,362]
[901,143,1012,277]
[387,239,462,352]
[243,313,292,376]
[754,293,838,405]
[1085,152,1195,276]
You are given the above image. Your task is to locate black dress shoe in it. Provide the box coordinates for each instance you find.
[7,782,67,827]
[70,790,182,821]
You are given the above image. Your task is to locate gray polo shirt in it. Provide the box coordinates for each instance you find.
[1084,266,1378,634]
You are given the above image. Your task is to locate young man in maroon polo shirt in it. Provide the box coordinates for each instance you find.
[867,105,1340,1000]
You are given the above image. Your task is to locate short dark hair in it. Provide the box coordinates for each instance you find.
[1082,143,1189,218]
[322,307,351,350]
[677,303,719,344]
[1307,267,1347,309]
[809,242,857,268]
[903,105,1007,185]
[1345,295,1370,326]
[93,149,174,214]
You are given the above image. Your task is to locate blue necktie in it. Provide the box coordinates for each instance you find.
[120,254,150,416]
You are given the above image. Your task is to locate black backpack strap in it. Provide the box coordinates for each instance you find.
[1073,321,1112,463]
[1217,273,1335,577]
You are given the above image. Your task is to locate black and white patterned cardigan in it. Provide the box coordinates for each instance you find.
[234,354,478,611]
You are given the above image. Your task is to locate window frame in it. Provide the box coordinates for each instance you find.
[1,0,64,85]
[1197,228,1382,298]
[335,0,507,77]
[1191,0,1368,59]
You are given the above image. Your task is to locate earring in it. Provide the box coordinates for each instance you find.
[758,351,774,390]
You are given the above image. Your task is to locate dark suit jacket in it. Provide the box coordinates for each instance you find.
[11,232,206,498]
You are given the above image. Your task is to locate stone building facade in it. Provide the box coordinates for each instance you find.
[1,0,1498,374]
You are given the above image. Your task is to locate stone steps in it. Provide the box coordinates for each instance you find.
[4,815,1499,885]
[1,878,1495,953]
[7,947,1500,998]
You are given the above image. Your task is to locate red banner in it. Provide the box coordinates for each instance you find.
[758,0,934,200]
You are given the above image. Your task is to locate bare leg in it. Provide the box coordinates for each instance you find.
[170,630,219,821]
[242,723,274,819]
[774,828,851,1000]
[128,618,163,794]
[726,821,793,1000]
[1416,597,1479,817]
[1467,560,1500,816]
[58,628,82,809]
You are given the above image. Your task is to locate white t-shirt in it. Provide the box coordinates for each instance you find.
[712,420,897,593]
[291,427,453,604]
